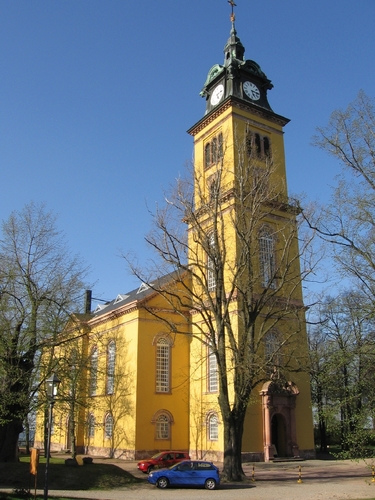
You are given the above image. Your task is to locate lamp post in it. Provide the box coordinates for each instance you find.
[44,373,60,500]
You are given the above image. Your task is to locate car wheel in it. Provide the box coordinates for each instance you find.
[156,477,169,489]
[205,478,217,490]
[147,466,153,474]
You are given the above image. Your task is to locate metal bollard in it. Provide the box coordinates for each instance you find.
[251,464,255,482]
[297,465,303,483]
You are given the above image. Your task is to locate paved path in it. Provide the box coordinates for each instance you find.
[3,458,375,500]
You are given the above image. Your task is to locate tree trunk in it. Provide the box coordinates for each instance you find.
[0,419,23,462]
[221,409,246,481]
[316,385,328,452]
[25,420,30,455]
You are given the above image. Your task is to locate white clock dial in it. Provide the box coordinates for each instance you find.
[243,81,260,101]
[210,84,224,105]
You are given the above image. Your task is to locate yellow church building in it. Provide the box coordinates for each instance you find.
[35,10,315,463]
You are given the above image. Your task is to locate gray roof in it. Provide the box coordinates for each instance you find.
[91,271,180,318]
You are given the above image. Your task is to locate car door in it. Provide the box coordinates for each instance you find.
[170,461,195,486]
[163,453,175,468]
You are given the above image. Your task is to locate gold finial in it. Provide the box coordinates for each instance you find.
[228,0,236,22]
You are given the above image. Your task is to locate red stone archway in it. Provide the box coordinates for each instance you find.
[260,379,300,461]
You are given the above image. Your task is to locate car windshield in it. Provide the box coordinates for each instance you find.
[170,461,193,471]
[150,452,164,459]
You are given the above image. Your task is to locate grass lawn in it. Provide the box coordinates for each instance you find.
[0,456,142,492]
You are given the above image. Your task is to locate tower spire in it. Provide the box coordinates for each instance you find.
[228,0,236,23]
[224,0,244,66]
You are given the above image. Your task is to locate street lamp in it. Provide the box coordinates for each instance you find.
[44,373,60,500]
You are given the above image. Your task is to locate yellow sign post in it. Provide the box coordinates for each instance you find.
[30,448,40,499]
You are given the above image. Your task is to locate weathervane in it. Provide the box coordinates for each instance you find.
[228,0,236,22]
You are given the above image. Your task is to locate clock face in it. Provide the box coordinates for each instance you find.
[210,84,224,106]
[243,81,260,101]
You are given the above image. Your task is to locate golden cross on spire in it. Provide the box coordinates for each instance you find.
[228,0,237,22]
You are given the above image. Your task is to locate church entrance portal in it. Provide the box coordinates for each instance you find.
[260,379,300,461]
[271,413,287,457]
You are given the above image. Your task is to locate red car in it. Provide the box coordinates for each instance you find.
[137,451,190,474]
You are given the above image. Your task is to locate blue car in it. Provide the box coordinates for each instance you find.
[147,460,220,490]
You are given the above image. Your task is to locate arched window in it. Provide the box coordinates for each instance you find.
[246,130,271,158]
[88,414,95,438]
[217,133,223,160]
[246,132,253,156]
[259,227,276,288]
[152,410,174,440]
[208,348,218,392]
[265,330,281,368]
[263,136,270,156]
[156,337,171,393]
[207,233,216,292]
[208,413,219,441]
[106,341,116,395]
[104,413,113,439]
[205,143,211,168]
[211,137,218,164]
[204,132,223,168]
[89,347,98,397]
[156,414,169,439]
[255,133,261,156]
[208,175,219,202]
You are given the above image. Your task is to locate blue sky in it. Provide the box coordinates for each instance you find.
[1,0,374,309]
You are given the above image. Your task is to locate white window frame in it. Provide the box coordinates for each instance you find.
[208,349,218,392]
[156,338,170,393]
[89,347,98,397]
[104,413,113,439]
[106,341,116,395]
[208,413,219,441]
[207,233,216,292]
[88,414,95,438]
[155,414,170,440]
[259,228,276,288]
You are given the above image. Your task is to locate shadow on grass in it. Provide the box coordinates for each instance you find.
[0,461,142,491]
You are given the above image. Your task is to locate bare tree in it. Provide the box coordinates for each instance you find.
[99,332,134,459]
[0,202,88,462]
[51,324,90,458]
[127,132,317,480]
[311,91,375,302]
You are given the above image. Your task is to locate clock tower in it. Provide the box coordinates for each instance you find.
[187,4,315,462]
[200,7,273,114]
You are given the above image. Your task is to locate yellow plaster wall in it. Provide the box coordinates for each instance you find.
[134,295,190,453]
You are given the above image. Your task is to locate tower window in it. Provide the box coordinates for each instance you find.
[255,133,261,156]
[265,330,281,368]
[259,227,276,288]
[208,174,220,202]
[205,143,211,168]
[208,348,218,392]
[263,136,270,156]
[246,131,271,159]
[207,233,216,292]
[204,133,223,168]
